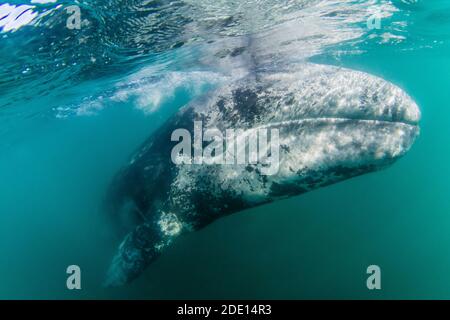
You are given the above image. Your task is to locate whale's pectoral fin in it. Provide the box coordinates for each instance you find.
[104,218,181,287]
[104,223,160,287]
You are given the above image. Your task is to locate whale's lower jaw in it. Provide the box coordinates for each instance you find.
[271,117,419,164]
[264,118,419,201]
[254,117,419,165]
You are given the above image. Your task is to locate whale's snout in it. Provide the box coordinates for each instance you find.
[255,64,421,182]
[369,87,420,161]
[391,90,421,126]
[336,73,421,163]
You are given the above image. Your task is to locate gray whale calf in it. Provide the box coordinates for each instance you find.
[104,62,420,286]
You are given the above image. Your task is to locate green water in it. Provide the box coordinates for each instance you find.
[1,0,450,299]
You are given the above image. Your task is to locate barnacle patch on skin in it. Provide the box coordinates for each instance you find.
[158,211,183,237]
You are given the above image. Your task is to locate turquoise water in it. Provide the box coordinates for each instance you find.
[1,0,450,299]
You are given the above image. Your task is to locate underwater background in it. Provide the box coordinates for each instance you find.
[0,0,450,299]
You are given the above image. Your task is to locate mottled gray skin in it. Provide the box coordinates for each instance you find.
[104,63,420,286]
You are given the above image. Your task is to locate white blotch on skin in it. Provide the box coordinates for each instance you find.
[158,212,182,237]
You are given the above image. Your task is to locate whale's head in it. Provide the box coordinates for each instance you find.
[263,64,420,193]
[199,63,421,198]
[286,65,418,177]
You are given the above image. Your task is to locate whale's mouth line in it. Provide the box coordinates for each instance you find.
[254,117,420,130]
